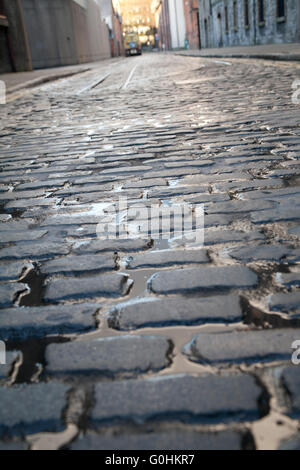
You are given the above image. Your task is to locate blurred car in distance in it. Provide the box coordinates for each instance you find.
[124,33,142,56]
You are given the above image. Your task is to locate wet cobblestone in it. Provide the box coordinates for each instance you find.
[0,53,300,449]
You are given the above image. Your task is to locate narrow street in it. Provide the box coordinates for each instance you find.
[1,53,300,450]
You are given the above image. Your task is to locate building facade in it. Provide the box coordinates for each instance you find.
[100,0,124,57]
[0,0,32,73]
[152,0,186,49]
[119,0,156,46]
[0,0,112,72]
[198,0,300,49]
[183,0,201,49]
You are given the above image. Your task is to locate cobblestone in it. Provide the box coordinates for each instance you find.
[73,238,153,255]
[71,429,250,450]
[281,367,300,418]
[45,274,132,303]
[40,254,117,276]
[108,295,243,330]
[228,245,291,263]
[268,293,300,315]
[92,374,262,425]
[45,335,171,377]
[0,262,32,282]
[0,351,20,383]
[0,382,70,437]
[1,53,300,449]
[124,249,209,269]
[183,330,300,365]
[0,304,98,341]
[149,266,258,294]
[0,282,28,308]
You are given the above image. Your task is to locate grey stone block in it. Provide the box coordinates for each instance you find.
[92,374,262,425]
[228,245,291,262]
[108,295,243,330]
[45,274,132,302]
[0,441,28,450]
[45,335,171,377]
[183,329,300,365]
[74,238,153,255]
[125,249,209,269]
[0,242,70,261]
[41,254,117,276]
[0,382,70,437]
[0,282,28,308]
[275,272,300,288]
[0,303,98,341]
[204,230,265,246]
[0,230,47,244]
[281,367,300,418]
[71,429,248,450]
[0,351,21,382]
[0,262,31,282]
[268,292,300,314]
[278,435,300,450]
[149,266,258,294]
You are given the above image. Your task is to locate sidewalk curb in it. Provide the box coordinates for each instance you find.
[6,68,91,95]
[175,52,300,62]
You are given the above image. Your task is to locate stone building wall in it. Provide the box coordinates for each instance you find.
[199,0,300,48]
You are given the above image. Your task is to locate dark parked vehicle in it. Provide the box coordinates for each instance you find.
[124,33,142,56]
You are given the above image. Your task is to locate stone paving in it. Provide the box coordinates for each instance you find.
[0,53,300,450]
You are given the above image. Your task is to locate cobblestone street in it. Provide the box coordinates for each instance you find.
[1,53,300,450]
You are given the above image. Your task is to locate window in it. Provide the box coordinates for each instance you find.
[244,0,249,27]
[277,0,285,19]
[258,0,265,24]
[225,5,229,33]
[233,0,238,31]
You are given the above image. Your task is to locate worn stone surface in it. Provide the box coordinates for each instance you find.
[125,249,209,269]
[278,435,300,451]
[73,239,153,255]
[45,335,171,377]
[71,429,250,450]
[0,282,28,308]
[40,254,117,276]
[92,374,262,425]
[275,272,300,288]
[281,367,300,418]
[0,441,28,450]
[1,53,300,448]
[0,262,32,282]
[108,295,243,330]
[203,230,265,246]
[268,293,300,315]
[149,266,258,294]
[183,330,300,365]
[0,242,71,261]
[0,382,70,437]
[0,304,98,341]
[0,351,21,382]
[228,245,291,262]
[45,274,132,302]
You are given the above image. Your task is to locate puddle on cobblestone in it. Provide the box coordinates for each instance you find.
[7,336,71,384]
[18,265,46,307]
[27,424,78,451]
[250,367,299,450]
[80,317,248,376]
[123,268,157,300]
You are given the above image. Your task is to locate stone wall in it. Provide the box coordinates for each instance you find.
[21,0,78,69]
[20,0,110,70]
[198,0,300,48]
